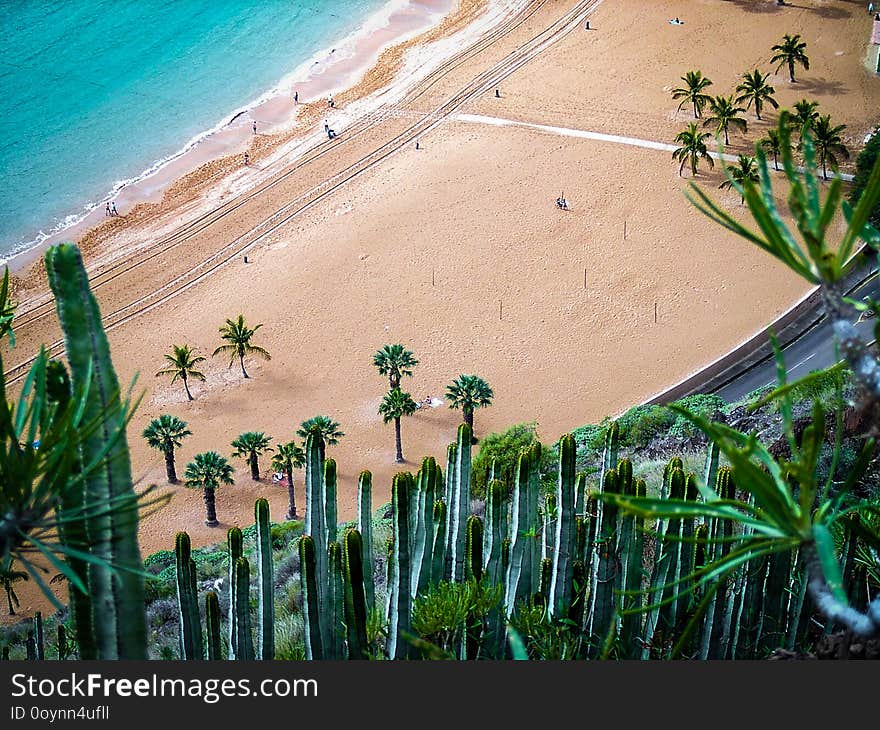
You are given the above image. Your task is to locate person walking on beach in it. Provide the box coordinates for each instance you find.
[495,88,500,98]
[253,120,257,134]
[328,93,334,108]
[243,151,250,166]
[111,202,118,216]
[105,202,111,216]
[415,140,420,150]
[293,90,299,103]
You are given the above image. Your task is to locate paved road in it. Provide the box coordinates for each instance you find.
[715,272,879,402]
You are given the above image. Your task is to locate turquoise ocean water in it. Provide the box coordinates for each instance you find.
[0,0,389,259]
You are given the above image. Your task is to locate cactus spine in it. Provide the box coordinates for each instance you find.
[46,243,146,659]
[205,590,222,660]
[356,471,375,612]
[343,529,369,659]
[387,472,414,659]
[550,433,576,617]
[175,531,203,660]
[254,498,274,660]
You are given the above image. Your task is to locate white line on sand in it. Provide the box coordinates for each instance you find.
[452,113,855,181]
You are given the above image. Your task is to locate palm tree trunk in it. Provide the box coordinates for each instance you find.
[285,467,297,520]
[183,373,193,401]
[250,454,260,481]
[165,448,178,483]
[5,588,14,616]
[691,155,698,176]
[465,409,474,437]
[240,353,249,379]
[394,417,404,463]
[204,487,219,527]
[789,60,795,83]
[693,100,698,119]
[773,152,779,171]
[724,128,730,145]
[822,153,828,181]
[390,373,398,390]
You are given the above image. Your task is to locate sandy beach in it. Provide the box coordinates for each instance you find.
[4,0,880,617]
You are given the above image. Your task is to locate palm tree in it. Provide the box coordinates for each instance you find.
[212,315,271,379]
[703,95,748,145]
[445,374,493,439]
[231,431,273,481]
[372,344,419,390]
[378,388,418,463]
[1,558,28,616]
[735,69,778,121]
[142,414,192,483]
[811,115,849,180]
[184,451,234,527]
[719,155,760,204]
[760,129,786,171]
[296,416,345,446]
[771,34,809,82]
[789,99,820,136]
[672,123,715,177]
[272,442,305,520]
[156,344,206,401]
[671,70,714,118]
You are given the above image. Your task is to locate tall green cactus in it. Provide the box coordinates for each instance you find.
[484,480,506,586]
[46,243,145,659]
[303,430,327,597]
[466,515,484,582]
[226,527,243,658]
[601,420,620,481]
[299,535,323,660]
[550,434,576,617]
[387,472,414,659]
[504,447,540,613]
[324,459,338,545]
[175,531,203,660]
[232,557,254,660]
[442,442,457,581]
[413,457,438,596]
[327,541,346,660]
[590,468,620,651]
[620,478,646,658]
[448,424,473,582]
[205,590,222,660]
[343,529,369,659]
[542,493,556,561]
[254,498,274,660]
[356,471,375,612]
[57,624,70,661]
[431,500,448,588]
[33,612,44,661]
[656,467,686,637]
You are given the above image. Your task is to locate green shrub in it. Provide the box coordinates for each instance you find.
[270,520,303,550]
[669,394,726,438]
[471,423,541,498]
[144,550,175,573]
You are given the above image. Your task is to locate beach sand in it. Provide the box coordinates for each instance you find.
[4,0,880,617]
